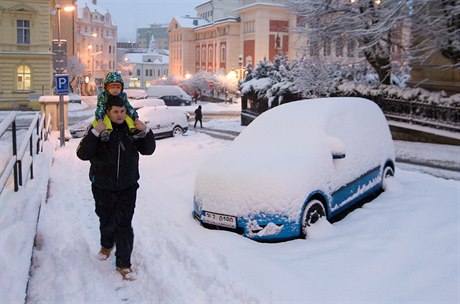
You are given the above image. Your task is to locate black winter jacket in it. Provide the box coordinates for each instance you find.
[76,122,156,191]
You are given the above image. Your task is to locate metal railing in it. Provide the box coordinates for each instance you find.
[0,112,51,194]
[241,94,460,132]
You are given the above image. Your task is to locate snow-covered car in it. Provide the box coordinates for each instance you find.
[130,98,166,109]
[137,105,189,138]
[193,97,395,242]
[124,88,148,100]
[70,105,189,140]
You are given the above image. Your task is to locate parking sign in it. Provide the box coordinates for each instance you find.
[55,74,69,95]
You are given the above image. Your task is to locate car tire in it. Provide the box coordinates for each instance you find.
[381,165,394,191]
[300,199,326,239]
[180,102,186,106]
[172,126,183,137]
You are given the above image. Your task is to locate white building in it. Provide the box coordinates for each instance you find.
[122,39,169,89]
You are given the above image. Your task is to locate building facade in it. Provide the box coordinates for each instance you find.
[0,0,55,104]
[76,1,117,95]
[168,0,293,79]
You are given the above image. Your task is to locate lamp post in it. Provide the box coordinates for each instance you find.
[238,54,244,81]
[55,3,75,147]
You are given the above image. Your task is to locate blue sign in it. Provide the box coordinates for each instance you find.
[55,74,69,95]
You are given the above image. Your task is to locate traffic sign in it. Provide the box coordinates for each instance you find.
[55,74,69,95]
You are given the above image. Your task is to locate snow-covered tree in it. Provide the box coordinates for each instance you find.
[67,57,86,94]
[289,57,340,98]
[148,34,158,53]
[411,0,460,69]
[117,59,135,86]
[287,0,409,84]
[180,71,217,93]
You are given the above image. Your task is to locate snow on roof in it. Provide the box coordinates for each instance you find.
[194,17,239,31]
[173,16,209,28]
[76,0,113,24]
[234,1,287,12]
[123,52,169,65]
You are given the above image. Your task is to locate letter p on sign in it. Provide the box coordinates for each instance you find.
[55,74,69,95]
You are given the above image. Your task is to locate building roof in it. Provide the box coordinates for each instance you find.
[193,16,239,31]
[76,0,114,25]
[234,1,287,13]
[172,15,209,29]
[123,52,169,65]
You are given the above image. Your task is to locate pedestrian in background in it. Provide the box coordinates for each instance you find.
[192,89,199,104]
[76,95,156,281]
[194,105,203,128]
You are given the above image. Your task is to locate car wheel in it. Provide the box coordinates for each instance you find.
[180,102,186,106]
[300,199,326,239]
[172,126,183,137]
[381,165,394,191]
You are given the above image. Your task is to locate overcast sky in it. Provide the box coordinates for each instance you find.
[94,0,204,41]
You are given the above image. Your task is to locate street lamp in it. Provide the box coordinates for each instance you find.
[87,44,102,94]
[55,3,75,147]
[238,54,244,80]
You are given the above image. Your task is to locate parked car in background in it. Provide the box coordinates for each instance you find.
[70,102,189,140]
[124,89,148,100]
[130,98,165,109]
[137,106,189,138]
[69,93,82,104]
[159,95,191,106]
[147,85,192,103]
[193,97,395,242]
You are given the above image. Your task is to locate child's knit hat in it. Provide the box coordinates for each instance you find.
[103,72,124,91]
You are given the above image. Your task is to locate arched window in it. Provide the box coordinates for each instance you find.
[17,65,31,91]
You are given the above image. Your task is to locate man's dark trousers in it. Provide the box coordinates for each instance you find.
[92,183,138,268]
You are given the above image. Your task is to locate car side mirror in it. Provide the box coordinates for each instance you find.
[332,152,346,159]
[328,136,346,160]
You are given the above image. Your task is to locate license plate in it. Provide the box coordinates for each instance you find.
[202,211,237,229]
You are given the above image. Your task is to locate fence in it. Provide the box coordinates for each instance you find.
[241,94,460,132]
[0,112,51,194]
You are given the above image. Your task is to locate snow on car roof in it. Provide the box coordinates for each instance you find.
[194,97,395,220]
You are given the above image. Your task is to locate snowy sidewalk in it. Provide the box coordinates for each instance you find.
[1,126,459,303]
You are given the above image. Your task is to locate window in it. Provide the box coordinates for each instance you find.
[220,44,226,62]
[17,65,31,90]
[309,41,319,57]
[17,20,30,44]
[336,37,344,57]
[323,38,331,56]
[347,40,356,57]
[136,69,140,76]
[244,21,255,33]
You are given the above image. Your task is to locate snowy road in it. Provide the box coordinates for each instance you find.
[10,131,457,303]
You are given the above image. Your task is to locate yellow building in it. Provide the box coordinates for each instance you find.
[0,0,54,108]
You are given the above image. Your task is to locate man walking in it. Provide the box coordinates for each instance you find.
[76,95,156,280]
[194,105,203,128]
